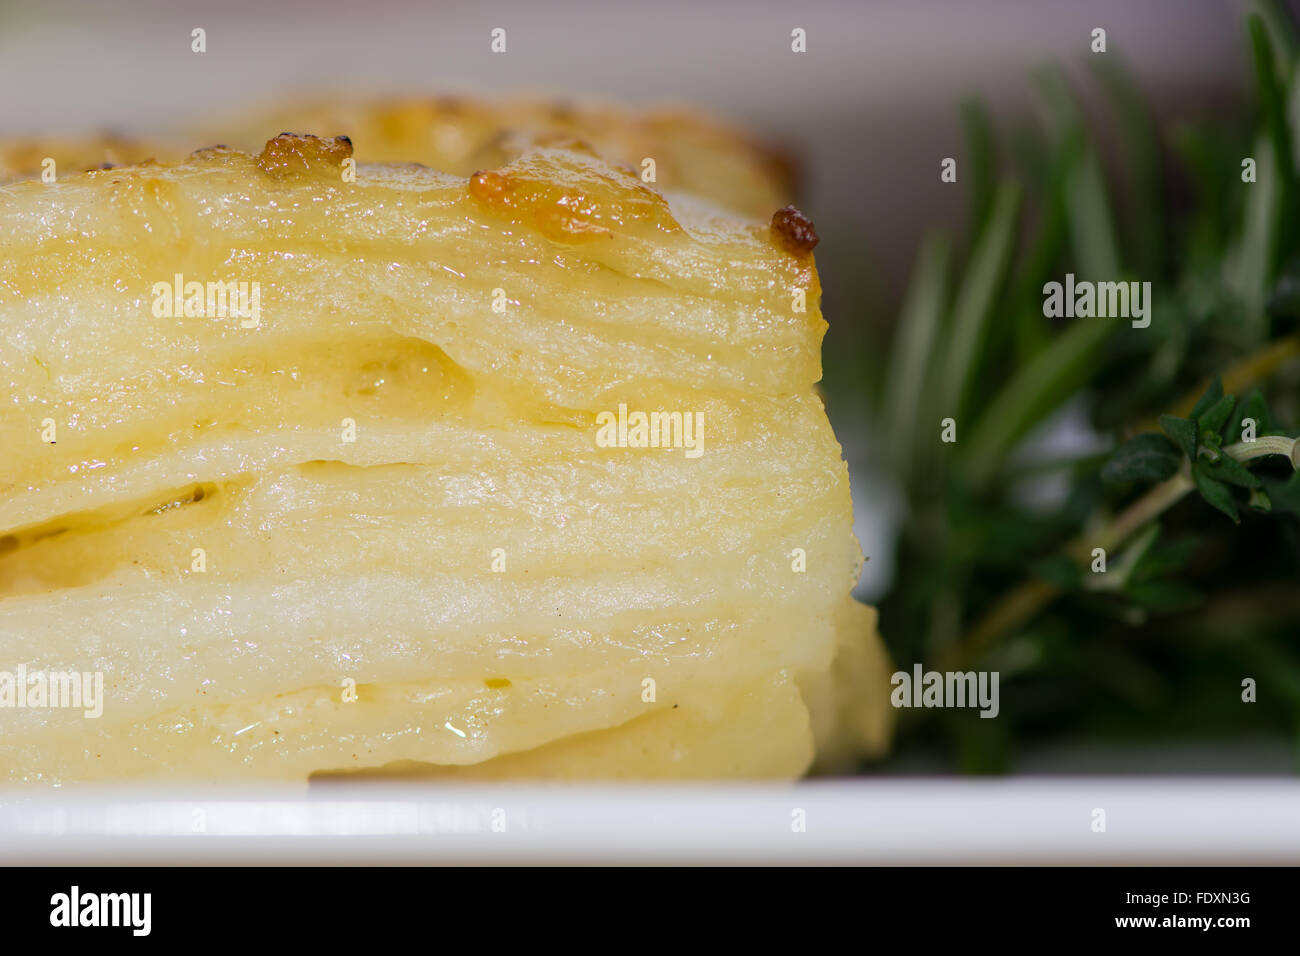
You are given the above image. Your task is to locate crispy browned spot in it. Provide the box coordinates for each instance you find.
[468,168,511,203]
[256,133,354,179]
[468,165,618,242]
[770,205,819,256]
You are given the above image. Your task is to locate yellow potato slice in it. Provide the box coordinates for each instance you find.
[0,134,888,782]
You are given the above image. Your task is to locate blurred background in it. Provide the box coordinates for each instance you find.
[4,0,1297,775]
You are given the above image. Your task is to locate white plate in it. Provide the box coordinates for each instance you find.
[3,779,1297,864]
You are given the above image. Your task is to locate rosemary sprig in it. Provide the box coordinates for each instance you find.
[871,4,1300,771]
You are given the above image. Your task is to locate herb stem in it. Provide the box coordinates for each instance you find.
[1224,435,1300,468]
[950,337,1300,668]
[1088,470,1196,555]
[950,470,1194,668]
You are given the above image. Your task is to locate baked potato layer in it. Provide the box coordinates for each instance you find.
[0,134,887,782]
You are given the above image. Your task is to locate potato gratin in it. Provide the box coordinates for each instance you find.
[0,108,889,783]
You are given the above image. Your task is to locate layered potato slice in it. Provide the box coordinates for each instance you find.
[213,96,794,220]
[0,132,888,783]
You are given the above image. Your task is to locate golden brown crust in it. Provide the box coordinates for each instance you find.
[468,147,682,243]
[255,132,353,178]
[209,96,795,219]
[3,97,795,220]
[770,204,820,256]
